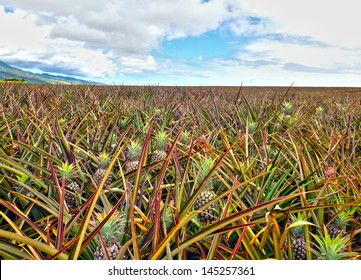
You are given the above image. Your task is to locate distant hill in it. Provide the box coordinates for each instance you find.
[0,60,102,84]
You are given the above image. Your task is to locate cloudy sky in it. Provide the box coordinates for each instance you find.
[1,0,361,86]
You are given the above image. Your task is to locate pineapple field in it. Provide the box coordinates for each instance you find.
[0,83,360,260]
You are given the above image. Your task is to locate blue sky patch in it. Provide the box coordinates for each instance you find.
[155,29,238,60]
[4,7,15,13]
[247,16,262,25]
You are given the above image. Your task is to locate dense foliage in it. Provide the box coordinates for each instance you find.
[0,83,360,260]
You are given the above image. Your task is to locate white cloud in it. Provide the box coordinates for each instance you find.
[0,7,117,77]
[240,0,361,48]
[1,0,233,53]
[174,57,361,87]
[241,40,361,72]
[0,9,50,52]
[120,55,159,73]
[1,0,361,85]
[0,0,237,76]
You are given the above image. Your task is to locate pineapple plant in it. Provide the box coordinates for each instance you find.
[194,158,219,224]
[248,120,257,134]
[150,131,168,163]
[125,140,141,172]
[282,101,293,115]
[316,106,324,114]
[92,211,125,260]
[289,214,307,260]
[311,226,355,260]
[326,210,351,238]
[179,130,190,145]
[58,163,81,210]
[118,117,129,130]
[94,153,113,188]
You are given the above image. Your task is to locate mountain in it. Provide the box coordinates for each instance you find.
[0,60,102,84]
[0,60,16,70]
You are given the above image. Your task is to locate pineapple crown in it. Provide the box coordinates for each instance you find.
[311,226,354,260]
[180,130,190,144]
[118,118,129,129]
[330,209,352,228]
[154,131,167,151]
[92,211,125,246]
[282,101,293,114]
[126,140,141,161]
[248,120,257,133]
[289,213,306,237]
[98,153,110,168]
[316,106,324,114]
[58,163,74,181]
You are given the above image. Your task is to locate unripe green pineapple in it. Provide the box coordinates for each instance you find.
[58,163,81,210]
[94,153,113,188]
[327,211,350,238]
[92,211,125,260]
[289,214,307,260]
[150,131,168,163]
[125,141,141,172]
[194,158,219,224]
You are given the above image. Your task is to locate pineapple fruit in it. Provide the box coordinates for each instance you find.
[150,131,168,163]
[326,211,350,238]
[194,158,219,224]
[289,214,307,260]
[94,153,113,188]
[58,163,81,210]
[92,211,124,260]
[125,140,141,172]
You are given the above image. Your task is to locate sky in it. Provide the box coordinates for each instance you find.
[1,0,361,86]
